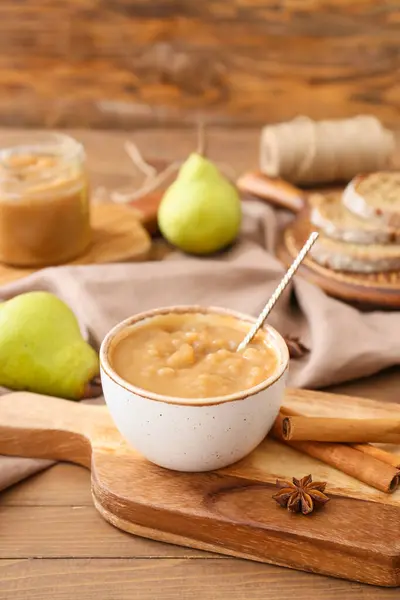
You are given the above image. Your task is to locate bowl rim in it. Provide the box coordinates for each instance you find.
[100,305,289,407]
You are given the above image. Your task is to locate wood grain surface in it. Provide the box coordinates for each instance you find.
[2,434,400,598]
[1,389,400,587]
[0,1,399,128]
[3,557,400,600]
[0,506,213,559]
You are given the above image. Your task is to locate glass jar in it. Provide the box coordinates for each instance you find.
[0,132,91,267]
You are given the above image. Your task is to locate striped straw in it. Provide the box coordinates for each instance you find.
[237,231,319,352]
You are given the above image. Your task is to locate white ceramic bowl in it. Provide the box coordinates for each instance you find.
[100,306,289,472]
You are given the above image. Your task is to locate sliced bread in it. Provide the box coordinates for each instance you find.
[343,172,400,228]
[309,192,400,245]
[309,232,400,273]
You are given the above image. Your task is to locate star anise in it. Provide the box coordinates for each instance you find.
[272,474,330,515]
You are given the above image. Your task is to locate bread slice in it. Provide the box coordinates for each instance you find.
[309,232,400,273]
[343,172,400,228]
[309,192,400,245]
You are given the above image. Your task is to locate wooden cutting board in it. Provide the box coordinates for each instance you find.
[1,388,400,587]
[0,203,151,286]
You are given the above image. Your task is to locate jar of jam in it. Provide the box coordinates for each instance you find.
[0,132,91,267]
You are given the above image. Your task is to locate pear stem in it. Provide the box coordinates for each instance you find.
[197,121,207,157]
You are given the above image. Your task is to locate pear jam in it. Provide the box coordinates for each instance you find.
[110,312,279,399]
[0,133,90,267]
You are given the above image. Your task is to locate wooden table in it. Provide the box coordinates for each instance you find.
[1,129,400,599]
[0,1,399,128]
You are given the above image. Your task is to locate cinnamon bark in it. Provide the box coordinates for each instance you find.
[272,412,399,494]
[282,415,400,444]
[351,443,400,469]
[236,171,305,213]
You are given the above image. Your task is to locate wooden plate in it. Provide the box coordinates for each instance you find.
[0,203,151,286]
[279,213,400,309]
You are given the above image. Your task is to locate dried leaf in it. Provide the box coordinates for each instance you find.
[285,336,310,359]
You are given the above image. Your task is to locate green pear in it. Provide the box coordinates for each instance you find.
[0,291,99,400]
[158,153,242,254]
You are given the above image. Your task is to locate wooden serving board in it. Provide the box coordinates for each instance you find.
[1,389,400,586]
[0,203,151,286]
[279,213,400,309]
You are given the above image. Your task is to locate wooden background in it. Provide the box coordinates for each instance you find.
[0,0,399,129]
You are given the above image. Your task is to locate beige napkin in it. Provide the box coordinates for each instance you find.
[1,201,400,491]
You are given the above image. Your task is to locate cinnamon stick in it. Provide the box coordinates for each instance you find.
[282,415,400,444]
[271,413,399,494]
[351,444,400,469]
[280,406,400,468]
[236,171,305,213]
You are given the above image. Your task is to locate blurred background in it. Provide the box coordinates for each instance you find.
[1,0,399,130]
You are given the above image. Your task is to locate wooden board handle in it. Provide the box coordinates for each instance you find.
[0,392,106,468]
